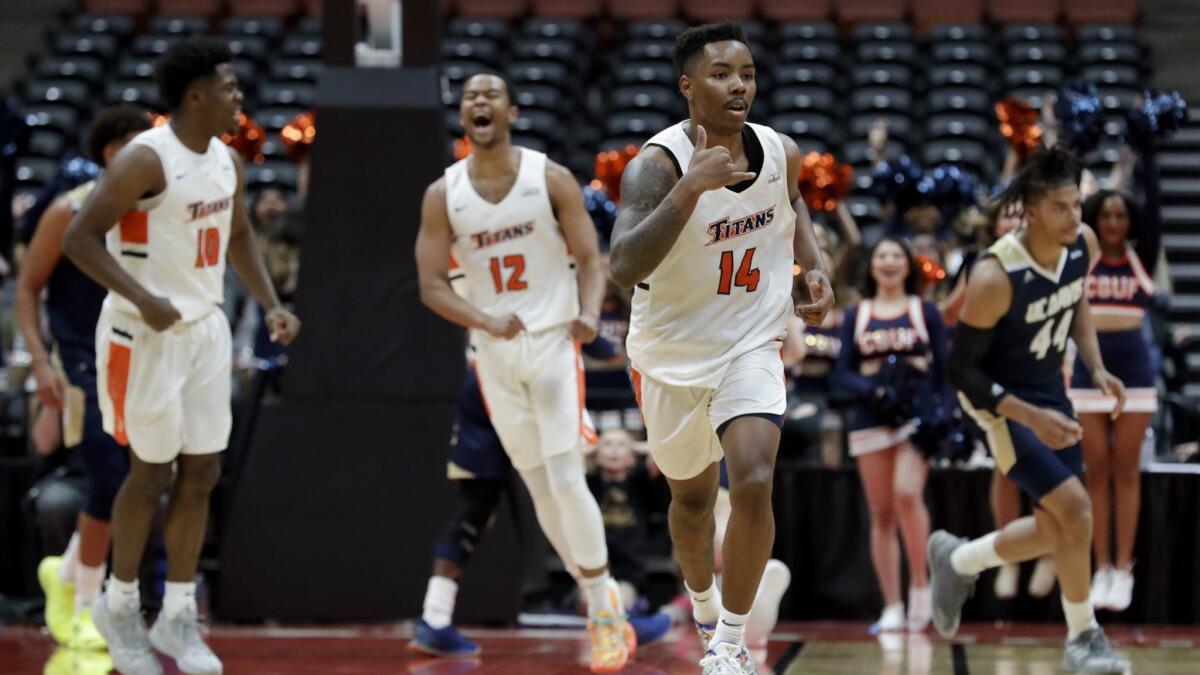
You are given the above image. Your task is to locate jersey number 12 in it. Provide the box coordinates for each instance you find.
[718,248,760,295]
[1029,309,1074,360]
[489,254,528,293]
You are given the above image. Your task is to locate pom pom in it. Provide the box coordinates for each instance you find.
[869,155,924,208]
[280,110,315,162]
[1125,90,1188,151]
[59,155,101,186]
[916,254,947,286]
[995,98,1042,160]
[220,112,265,163]
[797,152,853,212]
[453,134,472,160]
[594,145,639,203]
[1054,80,1105,155]
[918,163,980,221]
[583,181,617,249]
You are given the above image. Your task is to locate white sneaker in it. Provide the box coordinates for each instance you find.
[1090,566,1114,609]
[746,559,790,645]
[1028,557,1057,598]
[907,586,931,632]
[148,607,223,674]
[1106,568,1134,612]
[873,602,906,633]
[993,563,1019,600]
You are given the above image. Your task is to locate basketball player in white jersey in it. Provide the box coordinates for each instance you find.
[609,23,833,674]
[62,38,300,675]
[415,72,635,673]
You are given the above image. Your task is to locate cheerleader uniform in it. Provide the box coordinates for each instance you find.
[835,297,946,456]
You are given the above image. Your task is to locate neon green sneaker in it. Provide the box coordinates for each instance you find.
[42,646,114,675]
[67,606,108,651]
[37,557,75,645]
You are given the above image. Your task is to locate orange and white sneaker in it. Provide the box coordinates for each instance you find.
[588,612,633,673]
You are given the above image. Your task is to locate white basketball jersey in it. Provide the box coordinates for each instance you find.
[445,147,578,333]
[106,125,236,323]
[627,121,796,388]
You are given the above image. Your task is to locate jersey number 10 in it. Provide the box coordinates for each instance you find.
[718,248,760,295]
[1029,309,1074,360]
[194,227,220,268]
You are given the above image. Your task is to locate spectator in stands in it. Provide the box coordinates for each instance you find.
[15,105,150,650]
[835,236,947,633]
[1069,141,1164,613]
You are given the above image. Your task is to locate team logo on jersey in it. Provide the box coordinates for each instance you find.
[705,205,776,246]
[471,221,534,249]
[186,196,233,222]
[1024,277,1085,324]
[1088,275,1140,302]
[856,327,921,356]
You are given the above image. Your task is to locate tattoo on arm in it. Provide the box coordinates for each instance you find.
[608,154,696,288]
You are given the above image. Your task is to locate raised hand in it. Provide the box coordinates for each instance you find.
[685,125,757,192]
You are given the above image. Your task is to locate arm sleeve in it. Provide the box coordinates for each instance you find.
[1135,149,1162,271]
[945,323,1006,413]
[833,304,878,399]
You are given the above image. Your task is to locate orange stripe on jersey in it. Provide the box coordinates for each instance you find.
[106,342,132,446]
[448,254,460,270]
[119,211,148,244]
[629,367,647,427]
[470,361,492,417]
[574,341,598,445]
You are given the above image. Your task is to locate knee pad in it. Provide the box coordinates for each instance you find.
[433,480,505,567]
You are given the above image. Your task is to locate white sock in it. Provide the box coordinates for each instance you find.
[687,577,721,626]
[1061,595,1099,641]
[59,532,80,583]
[950,532,1005,576]
[582,572,619,620]
[714,607,749,647]
[422,576,457,630]
[75,563,106,609]
[106,577,140,613]
[163,581,196,620]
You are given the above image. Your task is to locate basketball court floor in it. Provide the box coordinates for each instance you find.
[2,621,1196,674]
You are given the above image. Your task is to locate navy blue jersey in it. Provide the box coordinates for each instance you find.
[980,230,1090,410]
[45,182,107,368]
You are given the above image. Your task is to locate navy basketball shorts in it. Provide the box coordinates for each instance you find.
[447,366,512,482]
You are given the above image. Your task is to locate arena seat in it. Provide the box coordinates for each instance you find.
[512,83,570,113]
[857,41,918,66]
[609,84,681,116]
[852,22,914,43]
[218,34,270,63]
[927,85,991,115]
[837,0,910,24]
[779,40,841,65]
[21,105,79,136]
[54,33,119,62]
[71,14,136,40]
[105,79,162,109]
[926,23,988,43]
[771,85,837,115]
[1007,41,1067,66]
[1003,64,1065,90]
[24,79,91,111]
[927,63,990,89]
[223,16,286,41]
[37,56,105,88]
[930,41,993,66]
[1081,63,1139,88]
[511,37,578,67]
[622,39,674,63]
[1001,23,1064,44]
[612,60,675,87]
[507,60,572,89]
[15,157,59,188]
[769,112,839,145]
[849,112,914,147]
[281,34,321,58]
[1078,42,1142,69]
[149,15,211,35]
[604,110,672,138]
[270,58,323,83]
[26,129,68,159]
[852,64,914,89]
[925,112,993,142]
[775,63,838,89]
[1076,23,1137,44]
[131,34,184,58]
[442,37,503,68]
[523,18,588,43]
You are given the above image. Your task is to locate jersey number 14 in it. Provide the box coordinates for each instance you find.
[1029,309,1074,360]
[718,248,760,295]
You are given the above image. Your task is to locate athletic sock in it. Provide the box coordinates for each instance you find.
[75,563,106,609]
[106,577,140,614]
[59,532,80,583]
[950,532,1004,576]
[687,577,721,626]
[713,607,749,648]
[422,576,457,630]
[582,571,619,620]
[1062,595,1099,641]
[162,582,196,620]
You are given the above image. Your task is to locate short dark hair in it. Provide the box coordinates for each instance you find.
[673,22,749,77]
[86,105,152,167]
[997,145,1083,214]
[1082,189,1143,243]
[862,235,923,298]
[461,71,518,105]
[154,36,234,111]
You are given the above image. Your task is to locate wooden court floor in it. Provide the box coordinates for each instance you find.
[1,621,1196,674]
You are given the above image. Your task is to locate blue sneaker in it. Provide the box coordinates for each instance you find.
[408,619,480,657]
[628,611,672,645]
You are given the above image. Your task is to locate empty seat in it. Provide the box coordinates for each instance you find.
[857,41,918,65]
[768,112,838,143]
[231,59,259,88]
[507,60,571,88]
[512,109,564,143]
[837,0,909,24]
[295,16,322,35]
[529,0,602,18]
[24,79,91,109]
[1001,23,1063,43]
[912,0,985,31]
[922,139,990,175]
[247,161,299,191]
[843,138,907,164]
[779,40,840,64]
[930,41,993,65]
[1064,0,1138,24]
[771,85,837,114]
[604,111,671,138]
[72,14,136,39]
[926,112,993,141]
[927,63,990,89]
[775,63,838,88]
[15,157,58,187]
[223,16,285,41]
[1080,64,1139,87]
[256,105,306,131]
[132,34,184,58]
[852,64,914,89]
[609,84,680,115]
[926,23,988,43]
[1076,24,1137,44]
[445,17,508,41]
[684,0,755,21]
[54,33,119,61]
[852,22,913,42]
[281,35,321,58]
[149,14,210,35]
[851,86,913,114]
[21,105,79,135]
[627,20,687,41]
[612,61,675,86]
[270,59,323,83]
[511,38,577,66]
[850,113,914,146]
[987,0,1061,24]
[259,82,315,107]
[609,0,679,21]
[219,35,270,63]
[761,0,833,22]
[778,22,838,42]
[1078,42,1141,67]
[513,83,568,113]
[1004,64,1065,89]
[442,37,503,67]
[523,18,587,43]
[623,39,675,63]
[928,86,991,115]
[442,59,490,85]
[26,129,68,159]
[1006,42,1067,66]
[37,56,105,87]
[106,80,162,108]
[116,56,157,80]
